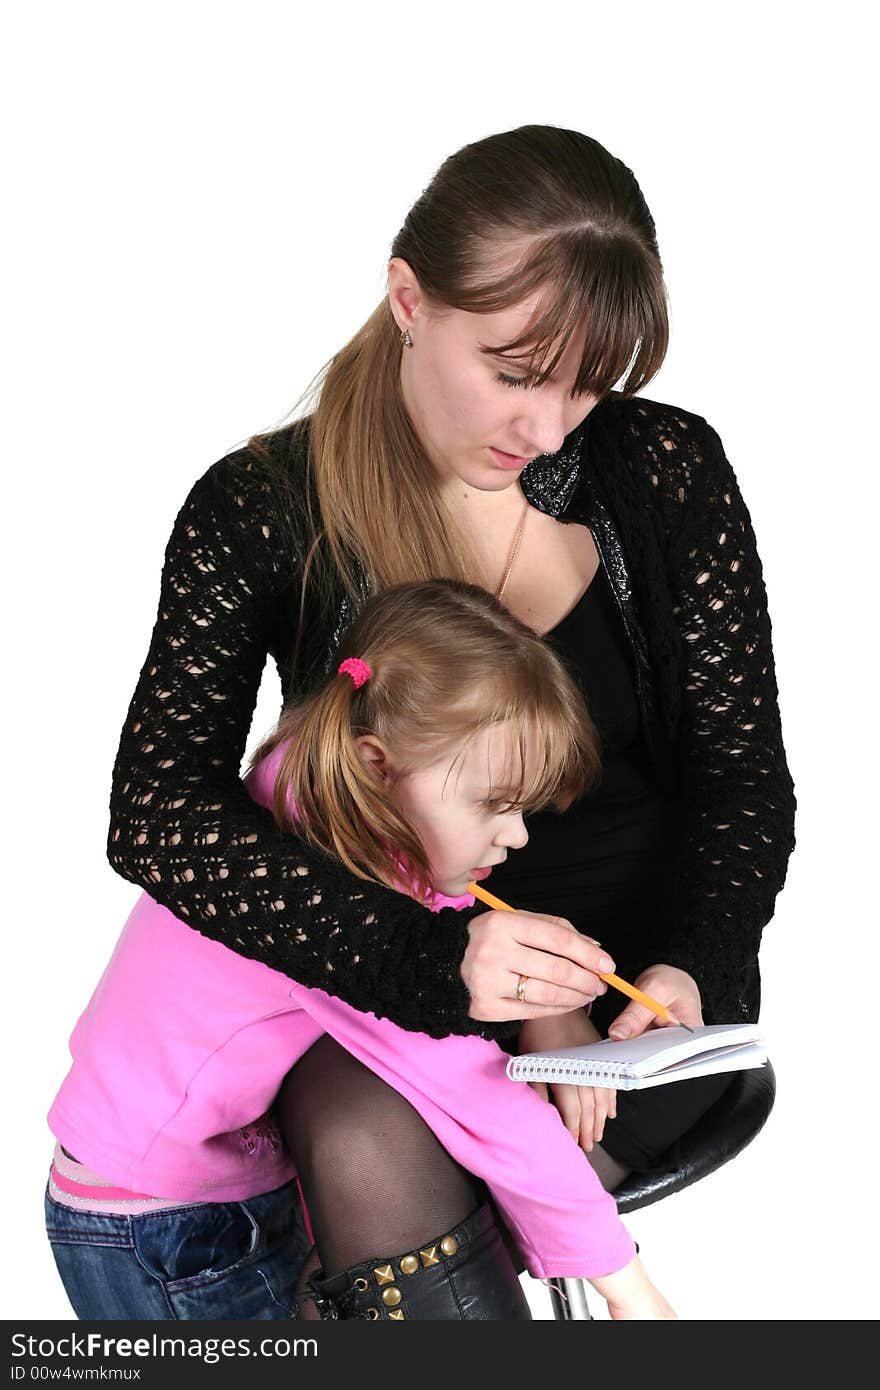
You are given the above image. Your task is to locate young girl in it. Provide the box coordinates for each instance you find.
[46,580,675,1321]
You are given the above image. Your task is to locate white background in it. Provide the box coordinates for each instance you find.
[5,1,876,1322]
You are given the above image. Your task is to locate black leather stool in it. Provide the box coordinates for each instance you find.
[547,1060,776,1319]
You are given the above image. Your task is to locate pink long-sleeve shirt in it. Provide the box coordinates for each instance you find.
[47,743,634,1279]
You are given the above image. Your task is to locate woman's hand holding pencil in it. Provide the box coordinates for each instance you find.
[461,905,617,1022]
[466,881,696,1032]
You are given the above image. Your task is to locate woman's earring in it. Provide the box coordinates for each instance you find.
[400,328,413,348]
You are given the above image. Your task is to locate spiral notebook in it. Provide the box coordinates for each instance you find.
[506,1024,767,1091]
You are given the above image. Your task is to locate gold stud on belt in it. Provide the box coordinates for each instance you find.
[396,1228,461,1273]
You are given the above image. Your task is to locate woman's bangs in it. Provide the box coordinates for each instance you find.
[473,236,658,400]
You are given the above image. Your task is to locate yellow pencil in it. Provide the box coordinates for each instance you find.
[466,880,693,1031]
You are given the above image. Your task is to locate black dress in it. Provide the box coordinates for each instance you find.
[488,562,734,1172]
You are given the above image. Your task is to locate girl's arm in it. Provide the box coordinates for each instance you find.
[636,416,796,1023]
[518,1009,618,1152]
[105,442,484,1039]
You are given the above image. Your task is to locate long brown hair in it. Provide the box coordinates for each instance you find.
[247,580,601,904]
[247,125,668,619]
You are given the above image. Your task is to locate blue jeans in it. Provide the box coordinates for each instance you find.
[45,1175,312,1320]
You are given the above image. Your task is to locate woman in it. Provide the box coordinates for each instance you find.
[105,124,796,1318]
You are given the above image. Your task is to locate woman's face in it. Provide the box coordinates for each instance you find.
[357,720,537,899]
[387,256,601,495]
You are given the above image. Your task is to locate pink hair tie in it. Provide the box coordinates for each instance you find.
[337,656,373,689]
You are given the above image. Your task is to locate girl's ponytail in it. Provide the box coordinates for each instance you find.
[250,657,436,902]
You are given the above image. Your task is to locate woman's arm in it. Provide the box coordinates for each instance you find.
[642,418,797,1022]
[105,443,606,1038]
[106,446,481,1038]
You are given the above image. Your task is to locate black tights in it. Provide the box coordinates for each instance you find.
[277,1035,631,1286]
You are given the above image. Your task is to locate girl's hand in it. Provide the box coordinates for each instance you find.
[520,1009,617,1151]
[608,964,703,1040]
[589,1254,678,1320]
[462,912,616,1022]
[538,1078,617,1152]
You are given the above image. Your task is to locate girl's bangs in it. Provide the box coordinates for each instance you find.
[448,695,583,812]
[502,712,579,811]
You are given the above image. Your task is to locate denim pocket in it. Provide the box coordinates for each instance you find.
[45,1180,309,1320]
[133,1201,259,1288]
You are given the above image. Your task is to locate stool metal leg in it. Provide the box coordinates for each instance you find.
[547,1276,593,1320]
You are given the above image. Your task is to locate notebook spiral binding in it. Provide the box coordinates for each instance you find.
[514,1058,622,1085]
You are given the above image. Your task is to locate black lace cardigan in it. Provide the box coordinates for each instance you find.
[106,392,796,1037]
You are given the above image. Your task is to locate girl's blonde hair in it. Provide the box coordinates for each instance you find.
[243,125,668,662]
[247,580,601,904]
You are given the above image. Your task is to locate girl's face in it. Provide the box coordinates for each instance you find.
[359,721,537,899]
[387,255,600,497]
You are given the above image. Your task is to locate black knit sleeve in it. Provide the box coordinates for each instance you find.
[105,448,495,1041]
[649,419,796,1022]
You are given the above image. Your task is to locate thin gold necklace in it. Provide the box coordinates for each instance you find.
[495,496,530,601]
